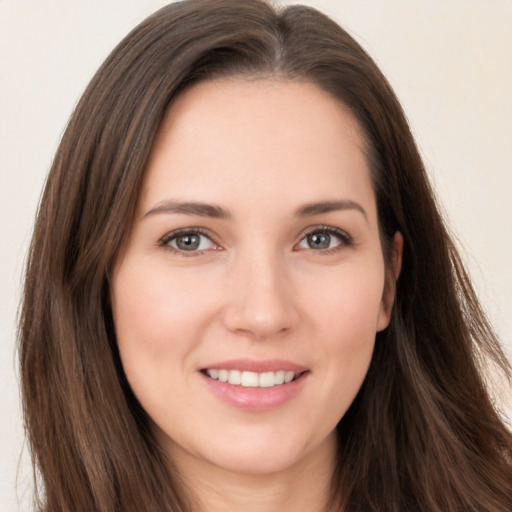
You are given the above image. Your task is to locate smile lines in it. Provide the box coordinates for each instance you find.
[204,369,300,388]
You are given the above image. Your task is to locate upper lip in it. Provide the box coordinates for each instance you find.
[200,358,308,373]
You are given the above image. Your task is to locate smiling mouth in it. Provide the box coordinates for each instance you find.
[202,369,306,388]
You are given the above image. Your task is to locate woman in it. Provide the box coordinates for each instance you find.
[18,0,512,511]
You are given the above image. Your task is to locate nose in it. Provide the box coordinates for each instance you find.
[222,250,299,340]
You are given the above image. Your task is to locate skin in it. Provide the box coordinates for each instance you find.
[111,78,402,512]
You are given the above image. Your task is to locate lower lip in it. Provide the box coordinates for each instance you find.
[200,371,309,411]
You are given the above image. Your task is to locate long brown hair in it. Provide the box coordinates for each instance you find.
[19,1,512,510]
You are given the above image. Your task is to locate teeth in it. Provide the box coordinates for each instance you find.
[241,371,259,387]
[284,371,295,383]
[205,369,301,387]
[228,369,241,385]
[259,372,275,387]
[208,369,219,380]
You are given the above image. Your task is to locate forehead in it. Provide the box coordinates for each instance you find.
[140,78,375,219]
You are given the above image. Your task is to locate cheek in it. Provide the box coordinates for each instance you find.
[309,262,386,338]
[110,260,220,398]
[306,264,385,407]
[113,260,214,345]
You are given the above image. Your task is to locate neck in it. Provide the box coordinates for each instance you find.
[170,432,338,512]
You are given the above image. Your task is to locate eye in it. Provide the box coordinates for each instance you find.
[296,227,351,251]
[160,229,219,253]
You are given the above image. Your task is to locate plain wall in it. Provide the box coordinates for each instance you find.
[1,1,511,510]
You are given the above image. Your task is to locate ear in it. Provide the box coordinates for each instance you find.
[377,231,403,332]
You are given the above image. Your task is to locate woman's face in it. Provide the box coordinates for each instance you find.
[111,79,399,478]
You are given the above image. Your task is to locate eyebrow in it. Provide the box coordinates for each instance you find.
[144,200,231,219]
[144,199,368,221]
[295,200,368,221]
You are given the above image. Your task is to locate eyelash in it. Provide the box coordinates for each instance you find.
[158,225,353,256]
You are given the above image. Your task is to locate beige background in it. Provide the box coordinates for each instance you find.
[1,1,511,510]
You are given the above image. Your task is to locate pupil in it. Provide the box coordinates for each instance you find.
[177,234,200,250]
[308,232,330,249]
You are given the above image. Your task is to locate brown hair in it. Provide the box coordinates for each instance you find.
[19,0,512,510]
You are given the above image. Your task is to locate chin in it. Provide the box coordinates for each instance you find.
[205,442,308,476]
[195,425,336,477]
